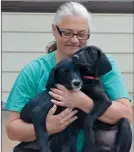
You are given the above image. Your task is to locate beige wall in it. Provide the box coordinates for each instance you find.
[2,12,133,104]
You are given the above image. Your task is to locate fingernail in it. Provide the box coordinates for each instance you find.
[74,116,78,120]
[74,110,78,113]
[69,108,73,111]
[53,104,56,108]
[49,91,52,94]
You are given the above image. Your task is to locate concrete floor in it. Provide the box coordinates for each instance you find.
[2,111,133,152]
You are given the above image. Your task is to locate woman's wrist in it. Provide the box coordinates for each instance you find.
[77,93,94,113]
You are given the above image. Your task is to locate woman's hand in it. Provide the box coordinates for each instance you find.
[46,104,78,135]
[48,84,88,108]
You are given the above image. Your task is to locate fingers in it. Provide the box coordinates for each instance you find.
[58,108,73,118]
[49,84,67,101]
[62,110,78,123]
[46,107,78,134]
[50,88,64,96]
[58,108,78,129]
[64,116,78,127]
[48,104,57,115]
[49,91,63,101]
[56,84,67,91]
[51,99,65,107]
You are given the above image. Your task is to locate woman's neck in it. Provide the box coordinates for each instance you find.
[55,50,70,64]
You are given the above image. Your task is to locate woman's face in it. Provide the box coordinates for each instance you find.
[52,15,89,57]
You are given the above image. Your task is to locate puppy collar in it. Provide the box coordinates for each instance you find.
[83,76,100,80]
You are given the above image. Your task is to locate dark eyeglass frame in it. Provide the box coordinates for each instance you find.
[56,25,90,40]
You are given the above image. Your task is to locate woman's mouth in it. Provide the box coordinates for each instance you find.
[67,45,80,49]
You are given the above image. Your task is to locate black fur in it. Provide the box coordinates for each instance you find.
[72,45,132,152]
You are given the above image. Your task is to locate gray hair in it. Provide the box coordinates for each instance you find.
[53,2,92,32]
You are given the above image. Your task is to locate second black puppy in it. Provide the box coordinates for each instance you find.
[72,45,132,152]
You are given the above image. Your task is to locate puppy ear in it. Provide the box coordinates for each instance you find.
[95,52,112,77]
[46,68,56,89]
[73,54,80,60]
[72,54,80,64]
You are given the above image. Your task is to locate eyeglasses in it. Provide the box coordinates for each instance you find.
[56,25,90,40]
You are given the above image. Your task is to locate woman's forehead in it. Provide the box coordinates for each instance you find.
[58,15,89,31]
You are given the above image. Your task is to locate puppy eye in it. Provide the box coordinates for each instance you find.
[65,69,69,73]
[60,69,67,73]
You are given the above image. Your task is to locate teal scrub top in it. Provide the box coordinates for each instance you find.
[5,51,131,152]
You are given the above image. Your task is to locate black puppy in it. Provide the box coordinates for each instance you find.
[72,45,132,152]
[13,58,84,152]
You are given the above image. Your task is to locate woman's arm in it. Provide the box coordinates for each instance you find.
[99,98,133,124]
[77,95,133,124]
[6,111,36,142]
[6,105,78,141]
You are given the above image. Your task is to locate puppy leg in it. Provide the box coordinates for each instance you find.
[60,127,73,152]
[82,100,111,152]
[50,130,73,152]
[32,97,53,152]
[112,118,132,152]
[49,134,62,152]
[82,115,97,152]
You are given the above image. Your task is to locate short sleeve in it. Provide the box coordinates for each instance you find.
[101,55,131,101]
[5,65,38,112]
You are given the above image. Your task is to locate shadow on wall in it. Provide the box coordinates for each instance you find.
[2,101,6,110]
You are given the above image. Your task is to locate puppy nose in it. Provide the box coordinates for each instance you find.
[72,80,81,87]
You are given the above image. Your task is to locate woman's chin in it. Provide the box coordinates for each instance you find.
[65,47,80,56]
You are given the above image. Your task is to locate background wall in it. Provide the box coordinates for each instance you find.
[2,12,133,105]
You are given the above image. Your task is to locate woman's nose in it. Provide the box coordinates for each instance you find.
[69,35,79,43]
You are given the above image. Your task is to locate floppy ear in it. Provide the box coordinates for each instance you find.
[95,52,112,77]
[46,68,56,89]
[72,54,80,65]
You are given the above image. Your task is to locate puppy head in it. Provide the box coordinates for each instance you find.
[46,58,83,90]
[72,45,112,77]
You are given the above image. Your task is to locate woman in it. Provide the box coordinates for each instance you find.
[5,2,132,152]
